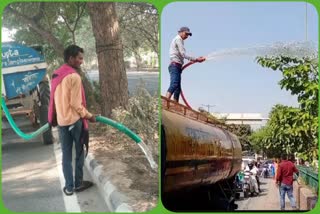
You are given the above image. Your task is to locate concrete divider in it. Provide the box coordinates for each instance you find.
[84,153,133,212]
[299,186,317,210]
[293,179,318,211]
[293,181,301,209]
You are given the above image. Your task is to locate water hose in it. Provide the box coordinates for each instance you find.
[1,98,50,140]
[180,61,197,109]
[96,116,142,143]
[2,98,159,169]
[1,98,141,143]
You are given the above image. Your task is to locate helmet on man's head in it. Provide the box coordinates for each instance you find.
[248,160,255,169]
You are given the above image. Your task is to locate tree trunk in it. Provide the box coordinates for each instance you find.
[87,2,129,117]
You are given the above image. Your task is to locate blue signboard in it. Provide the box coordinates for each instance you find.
[2,42,45,68]
[3,69,47,99]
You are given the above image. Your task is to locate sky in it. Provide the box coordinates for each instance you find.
[161,2,318,118]
[1,28,15,42]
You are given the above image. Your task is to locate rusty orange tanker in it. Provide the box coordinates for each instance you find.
[161,96,242,210]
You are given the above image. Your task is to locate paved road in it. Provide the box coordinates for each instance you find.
[236,176,297,211]
[87,71,159,96]
[2,115,109,212]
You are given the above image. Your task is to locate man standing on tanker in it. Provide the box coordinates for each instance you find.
[166,27,206,102]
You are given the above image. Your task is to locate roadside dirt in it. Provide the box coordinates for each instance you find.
[88,123,159,212]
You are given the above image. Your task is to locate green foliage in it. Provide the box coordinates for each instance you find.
[117,3,158,63]
[249,126,272,156]
[3,2,87,72]
[76,16,96,70]
[3,2,158,71]
[257,56,318,116]
[227,124,252,151]
[92,80,102,106]
[254,55,318,161]
[111,81,158,153]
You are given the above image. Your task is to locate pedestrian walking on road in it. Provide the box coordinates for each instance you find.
[274,158,280,182]
[48,45,96,196]
[270,161,275,178]
[166,27,206,102]
[276,154,299,210]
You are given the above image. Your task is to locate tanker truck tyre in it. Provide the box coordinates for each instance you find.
[161,125,166,198]
[39,81,54,145]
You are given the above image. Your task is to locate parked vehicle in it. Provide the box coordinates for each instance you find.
[257,159,273,177]
[234,171,244,192]
[2,42,53,144]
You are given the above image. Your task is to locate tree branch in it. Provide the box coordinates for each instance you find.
[60,13,73,33]
[73,2,86,32]
[32,2,45,23]
[5,5,64,58]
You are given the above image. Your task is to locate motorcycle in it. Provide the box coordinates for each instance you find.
[234,171,244,192]
[243,169,259,198]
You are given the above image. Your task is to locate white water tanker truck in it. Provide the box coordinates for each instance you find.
[2,42,53,144]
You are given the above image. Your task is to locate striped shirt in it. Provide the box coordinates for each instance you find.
[169,35,196,65]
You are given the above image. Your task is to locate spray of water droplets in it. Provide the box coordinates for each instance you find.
[205,41,318,61]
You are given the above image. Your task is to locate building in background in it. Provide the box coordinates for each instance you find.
[212,113,269,130]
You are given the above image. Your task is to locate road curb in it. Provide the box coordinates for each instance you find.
[84,153,133,212]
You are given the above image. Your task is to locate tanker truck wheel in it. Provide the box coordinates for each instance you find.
[39,80,54,145]
[161,125,166,195]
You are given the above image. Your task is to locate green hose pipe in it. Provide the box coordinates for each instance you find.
[96,115,142,143]
[1,98,50,140]
[2,98,142,143]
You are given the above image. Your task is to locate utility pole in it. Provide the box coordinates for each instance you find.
[201,104,215,113]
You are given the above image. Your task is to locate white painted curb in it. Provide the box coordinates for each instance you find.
[84,153,133,212]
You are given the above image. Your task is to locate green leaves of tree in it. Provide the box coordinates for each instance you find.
[253,55,318,161]
[3,2,158,71]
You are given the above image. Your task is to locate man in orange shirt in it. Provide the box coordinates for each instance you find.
[48,45,96,196]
